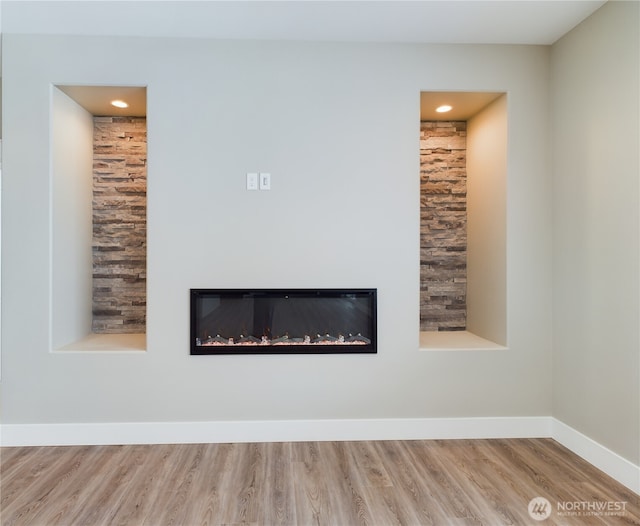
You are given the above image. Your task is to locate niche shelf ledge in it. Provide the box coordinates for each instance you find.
[419,330,507,351]
[54,333,146,353]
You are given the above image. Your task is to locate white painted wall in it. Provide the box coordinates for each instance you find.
[467,94,508,345]
[551,0,640,464]
[1,36,551,425]
[51,86,94,349]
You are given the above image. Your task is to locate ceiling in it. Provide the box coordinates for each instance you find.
[2,1,607,45]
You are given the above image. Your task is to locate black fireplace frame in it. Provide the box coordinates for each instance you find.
[190,288,377,355]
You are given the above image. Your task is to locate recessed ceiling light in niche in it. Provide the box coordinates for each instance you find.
[436,105,453,113]
[111,100,129,108]
[56,86,147,116]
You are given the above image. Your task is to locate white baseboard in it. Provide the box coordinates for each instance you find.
[2,416,637,495]
[1,416,550,447]
[551,418,640,495]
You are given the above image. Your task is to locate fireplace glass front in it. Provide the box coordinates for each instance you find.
[191,289,377,355]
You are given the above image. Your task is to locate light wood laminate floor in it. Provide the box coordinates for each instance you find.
[1,438,638,525]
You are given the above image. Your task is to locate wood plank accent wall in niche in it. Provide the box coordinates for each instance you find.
[92,117,147,333]
[420,121,467,331]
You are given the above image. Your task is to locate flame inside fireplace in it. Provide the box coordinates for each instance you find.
[197,332,371,347]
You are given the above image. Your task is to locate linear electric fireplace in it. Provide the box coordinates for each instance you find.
[191,289,377,355]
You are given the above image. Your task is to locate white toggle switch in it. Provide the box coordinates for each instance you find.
[259,172,271,190]
[247,172,258,190]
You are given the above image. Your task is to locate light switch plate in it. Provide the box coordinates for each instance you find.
[259,172,271,190]
[247,172,258,190]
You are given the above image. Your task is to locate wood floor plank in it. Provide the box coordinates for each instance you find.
[372,440,443,525]
[292,441,332,526]
[432,440,523,524]
[137,442,209,526]
[105,444,179,526]
[1,445,101,525]
[1,447,52,512]
[405,440,486,523]
[262,442,296,525]
[319,441,376,525]
[2,438,638,525]
[27,445,126,526]
[59,445,149,526]
[214,442,268,525]
[173,443,232,526]
[347,441,393,489]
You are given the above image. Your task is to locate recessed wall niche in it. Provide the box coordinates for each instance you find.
[419,92,507,349]
[51,85,147,351]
